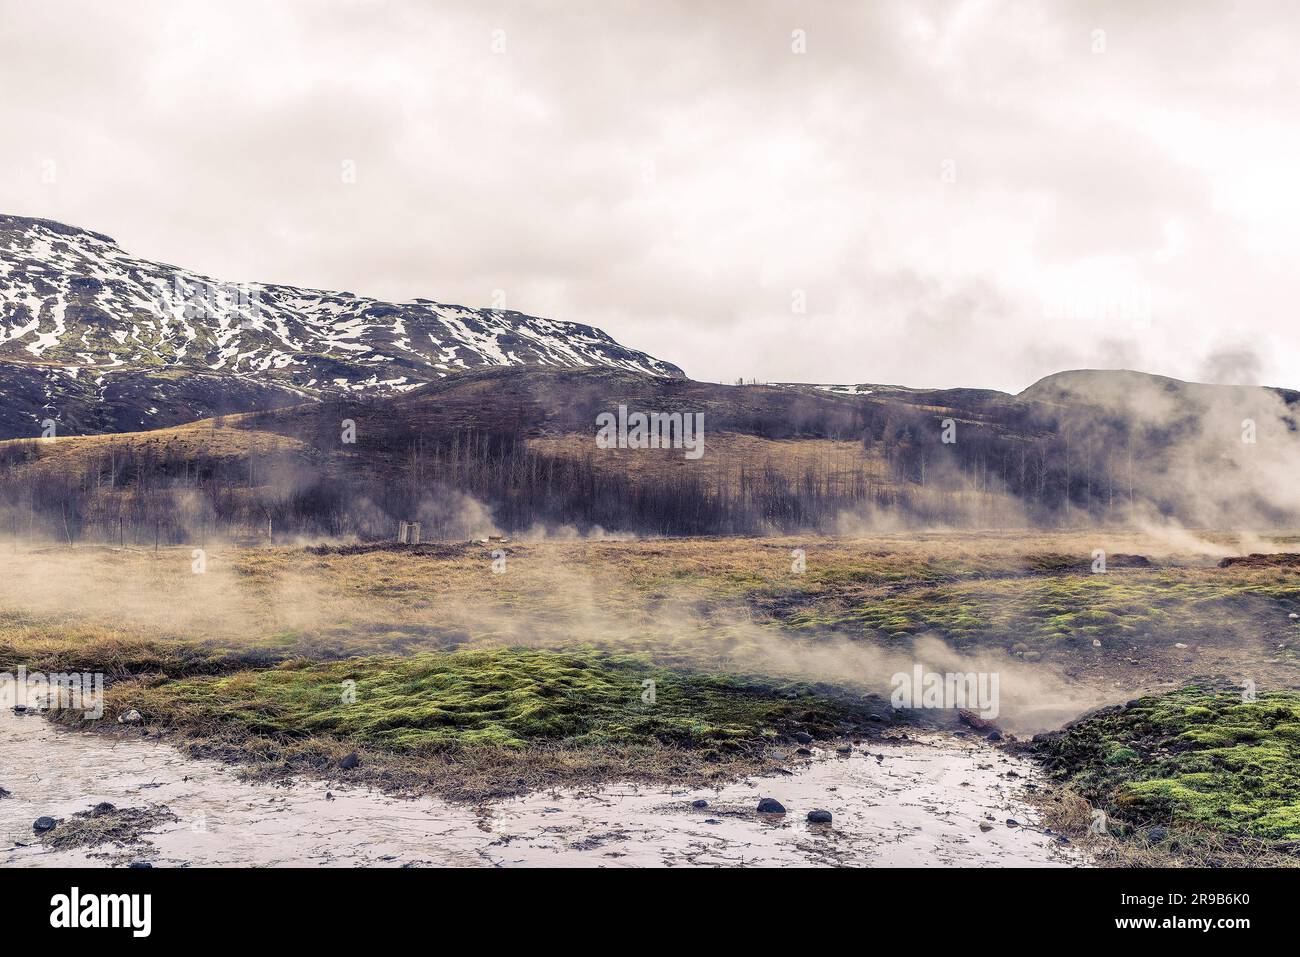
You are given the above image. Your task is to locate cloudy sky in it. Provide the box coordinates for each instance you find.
[1,0,1296,391]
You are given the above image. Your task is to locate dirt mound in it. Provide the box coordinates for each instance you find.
[1218,553,1300,569]
[302,541,479,559]
[1025,552,1153,573]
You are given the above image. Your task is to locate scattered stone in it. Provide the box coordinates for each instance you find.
[91,802,116,816]
[806,809,832,824]
[117,709,143,724]
[1290,613,1299,620]
[33,816,57,834]
[792,731,813,744]
[1146,825,1168,843]
[127,862,153,869]
[1005,818,1020,828]
[1173,642,1189,650]
[325,792,334,801]
[795,747,813,756]
[12,705,29,715]
[756,797,786,814]
[0,787,10,799]
[835,744,852,754]
[979,822,993,832]
[1092,639,1102,647]
[986,730,1003,742]
[691,799,708,809]
[339,752,360,771]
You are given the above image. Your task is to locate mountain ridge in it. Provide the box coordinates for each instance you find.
[0,213,683,438]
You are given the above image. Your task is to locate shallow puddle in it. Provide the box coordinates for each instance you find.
[0,710,1082,867]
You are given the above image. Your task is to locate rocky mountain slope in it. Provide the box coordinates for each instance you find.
[0,214,682,438]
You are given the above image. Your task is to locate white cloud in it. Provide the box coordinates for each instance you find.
[1,0,1295,391]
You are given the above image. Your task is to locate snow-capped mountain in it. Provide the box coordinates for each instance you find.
[0,214,682,438]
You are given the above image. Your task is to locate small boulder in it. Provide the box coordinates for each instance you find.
[691,799,708,809]
[792,731,813,744]
[835,744,852,754]
[0,787,11,799]
[986,730,1003,742]
[117,709,143,725]
[33,816,57,834]
[1146,825,1168,843]
[806,809,832,824]
[91,802,116,816]
[756,797,786,814]
[127,862,153,869]
[1005,818,1020,828]
[339,752,361,771]
[795,747,813,756]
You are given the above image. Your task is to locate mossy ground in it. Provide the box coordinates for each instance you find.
[91,647,887,751]
[1036,684,1300,855]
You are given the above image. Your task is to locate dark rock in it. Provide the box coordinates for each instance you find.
[792,731,813,744]
[806,809,832,824]
[1146,826,1168,843]
[691,799,708,809]
[986,730,1003,742]
[795,747,813,756]
[33,816,57,834]
[835,744,852,754]
[756,798,786,814]
[339,752,360,771]
[91,802,116,816]
[127,862,153,869]
[0,787,10,799]
[1005,818,1020,828]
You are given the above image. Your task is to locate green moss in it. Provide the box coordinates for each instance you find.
[783,571,1300,655]
[1038,684,1300,842]
[119,647,881,752]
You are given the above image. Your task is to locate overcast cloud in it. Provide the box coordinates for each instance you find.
[1,0,1296,391]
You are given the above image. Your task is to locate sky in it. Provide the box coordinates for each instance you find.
[1,0,1296,391]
